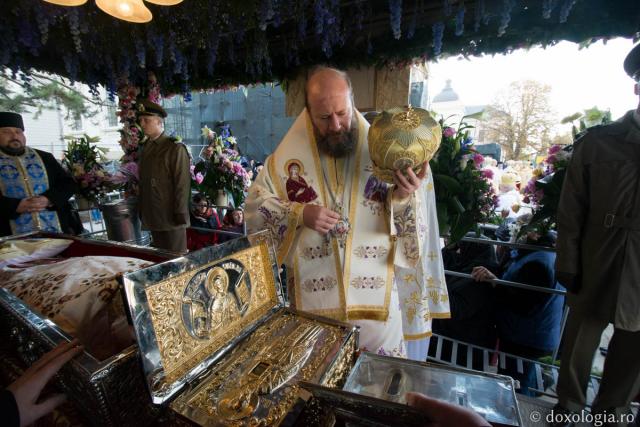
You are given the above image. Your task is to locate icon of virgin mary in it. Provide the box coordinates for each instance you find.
[285,160,318,203]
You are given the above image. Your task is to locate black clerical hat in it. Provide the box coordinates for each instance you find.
[624,43,640,80]
[0,111,24,130]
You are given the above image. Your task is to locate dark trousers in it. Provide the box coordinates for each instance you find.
[557,310,640,420]
[151,229,187,254]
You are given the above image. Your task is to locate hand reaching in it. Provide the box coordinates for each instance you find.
[7,340,83,427]
[471,266,497,282]
[406,392,490,427]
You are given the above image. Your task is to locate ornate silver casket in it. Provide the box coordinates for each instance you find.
[122,230,358,426]
[301,352,523,426]
[0,232,176,426]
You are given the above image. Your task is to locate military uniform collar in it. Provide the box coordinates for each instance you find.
[148,132,165,144]
[622,110,640,143]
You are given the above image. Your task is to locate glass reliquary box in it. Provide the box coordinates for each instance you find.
[122,230,359,426]
[301,352,523,427]
[0,231,177,427]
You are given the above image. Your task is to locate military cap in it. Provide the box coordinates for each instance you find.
[136,99,167,118]
[0,111,24,130]
[623,42,640,80]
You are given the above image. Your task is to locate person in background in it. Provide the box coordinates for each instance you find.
[553,42,640,425]
[189,193,222,230]
[1,340,83,427]
[223,208,245,234]
[472,228,565,396]
[137,100,191,253]
[495,171,522,219]
[0,112,82,237]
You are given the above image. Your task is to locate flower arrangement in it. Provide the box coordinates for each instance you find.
[429,118,499,243]
[62,134,112,202]
[193,125,250,207]
[114,73,161,196]
[521,144,573,235]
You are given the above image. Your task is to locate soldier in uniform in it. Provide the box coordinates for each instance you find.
[137,100,191,253]
[554,43,640,425]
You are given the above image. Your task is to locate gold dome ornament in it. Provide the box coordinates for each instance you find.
[368,106,442,183]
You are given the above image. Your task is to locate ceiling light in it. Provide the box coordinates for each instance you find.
[42,0,88,5]
[95,0,152,23]
[144,0,183,5]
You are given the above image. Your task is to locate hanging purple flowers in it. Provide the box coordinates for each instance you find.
[432,22,445,56]
[498,0,516,37]
[389,0,402,40]
[455,3,465,36]
[542,0,559,19]
[559,0,577,23]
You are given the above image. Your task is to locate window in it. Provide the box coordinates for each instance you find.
[106,102,118,127]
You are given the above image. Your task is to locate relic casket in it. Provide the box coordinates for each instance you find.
[121,230,358,426]
[0,232,177,426]
[368,106,442,183]
[301,352,523,427]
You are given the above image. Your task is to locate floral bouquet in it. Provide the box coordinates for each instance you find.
[193,125,250,207]
[62,134,113,202]
[521,144,573,235]
[114,73,161,196]
[429,118,499,243]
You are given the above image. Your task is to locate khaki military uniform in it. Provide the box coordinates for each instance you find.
[556,111,640,418]
[139,133,191,253]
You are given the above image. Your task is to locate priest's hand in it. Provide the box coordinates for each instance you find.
[16,196,49,214]
[303,205,340,234]
[393,162,428,201]
[406,392,490,426]
[7,339,83,427]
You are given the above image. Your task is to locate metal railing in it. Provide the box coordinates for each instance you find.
[440,233,573,389]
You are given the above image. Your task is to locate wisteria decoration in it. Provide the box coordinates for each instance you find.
[559,0,577,23]
[389,0,403,40]
[498,0,516,37]
[432,22,445,56]
[0,0,619,94]
[455,2,465,36]
[542,0,559,19]
[474,0,486,32]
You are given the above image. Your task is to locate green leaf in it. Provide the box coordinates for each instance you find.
[434,174,463,193]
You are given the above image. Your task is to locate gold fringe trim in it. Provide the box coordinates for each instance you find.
[404,331,433,340]
[430,312,451,319]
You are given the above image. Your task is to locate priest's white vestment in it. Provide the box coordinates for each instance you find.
[246,109,449,359]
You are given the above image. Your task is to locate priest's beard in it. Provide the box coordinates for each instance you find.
[314,117,358,158]
[0,141,25,156]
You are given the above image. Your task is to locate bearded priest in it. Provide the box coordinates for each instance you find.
[246,66,449,360]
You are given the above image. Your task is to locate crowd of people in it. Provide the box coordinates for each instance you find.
[1,42,639,427]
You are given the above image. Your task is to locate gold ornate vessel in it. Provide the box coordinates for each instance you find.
[368,106,442,183]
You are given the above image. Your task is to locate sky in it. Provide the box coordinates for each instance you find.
[427,37,638,134]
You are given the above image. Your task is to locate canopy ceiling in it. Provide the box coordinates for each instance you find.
[2,0,639,94]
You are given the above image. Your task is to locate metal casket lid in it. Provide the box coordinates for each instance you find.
[122,230,284,405]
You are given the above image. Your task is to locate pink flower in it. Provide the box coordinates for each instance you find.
[546,155,557,165]
[443,127,456,138]
[195,172,204,184]
[548,145,562,155]
[473,153,484,168]
[482,169,494,180]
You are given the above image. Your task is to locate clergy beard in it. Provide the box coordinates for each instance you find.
[314,117,358,158]
[0,143,25,156]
